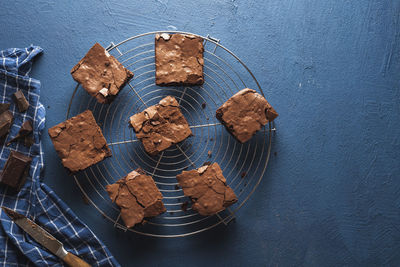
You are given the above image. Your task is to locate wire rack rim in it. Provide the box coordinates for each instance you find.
[67,30,275,238]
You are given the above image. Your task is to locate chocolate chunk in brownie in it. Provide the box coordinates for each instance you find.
[71,43,134,104]
[0,110,13,138]
[48,110,111,172]
[129,96,192,156]
[106,169,166,228]
[0,151,31,191]
[216,88,278,143]
[13,90,29,112]
[155,33,204,86]
[176,162,238,216]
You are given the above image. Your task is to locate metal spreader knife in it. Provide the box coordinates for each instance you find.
[2,207,90,267]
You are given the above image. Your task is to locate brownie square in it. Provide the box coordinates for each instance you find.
[106,169,166,228]
[155,33,204,86]
[48,110,111,172]
[216,88,278,143]
[71,43,133,104]
[0,151,31,191]
[176,162,237,216]
[129,96,192,155]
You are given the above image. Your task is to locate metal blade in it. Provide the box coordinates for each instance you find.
[2,207,67,258]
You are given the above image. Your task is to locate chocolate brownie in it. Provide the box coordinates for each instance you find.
[176,162,238,216]
[106,169,166,228]
[71,43,134,104]
[129,96,192,155]
[216,88,278,143]
[155,33,204,86]
[0,151,31,191]
[48,110,111,172]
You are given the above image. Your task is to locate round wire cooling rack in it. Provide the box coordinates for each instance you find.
[66,31,276,238]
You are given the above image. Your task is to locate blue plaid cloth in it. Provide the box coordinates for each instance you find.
[0,46,120,267]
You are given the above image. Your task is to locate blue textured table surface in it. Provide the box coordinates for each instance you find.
[1,0,400,266]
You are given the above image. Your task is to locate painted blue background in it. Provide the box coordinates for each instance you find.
[1,0,400,266]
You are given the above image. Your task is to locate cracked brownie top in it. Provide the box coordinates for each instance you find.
[129,96,192,156]
[176,162,238,216]
[48,110,111,172]
[71,43,133,104]
[106,169,166,228]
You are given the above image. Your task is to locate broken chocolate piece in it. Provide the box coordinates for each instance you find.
[181,201,188,212]
[0,110,13,138]
[24,136,34,147]
[216,88,278,143]
[155,33,204,86]
[106,169,166,228]
[48,110,111,173]
[0,103,10,114]
[13,90,29,112]
[176,162,238,216]
[0,151,32,191]
[129,96,192,155]
[71,43,134,104]
[7,120,33,145]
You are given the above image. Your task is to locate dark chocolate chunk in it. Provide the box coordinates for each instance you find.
[7,120,33,145]
[155,33,204,86]
[24,136,34,147]
[0,110,13,138]
[71,43,134,104]
[106,169,166,228]
[181,201,188,212]
[174,184,180,190]
[201,103,206,109]
[202,161,211,166]
[129,96,192,155]
[0,103,10,114]
[216,88,278,143]
[241,172,246,178]
[13,90,29,112]
[176,163,238,216]
[0,151,32,191]
[48,110,111,173]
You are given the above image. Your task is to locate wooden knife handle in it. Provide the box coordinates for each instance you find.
[63,252,91,267]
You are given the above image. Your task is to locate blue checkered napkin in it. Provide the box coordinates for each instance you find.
[0,46,120,267]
